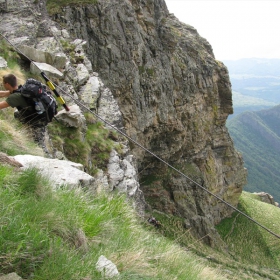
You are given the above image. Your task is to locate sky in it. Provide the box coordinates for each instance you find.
[165,0,280,61]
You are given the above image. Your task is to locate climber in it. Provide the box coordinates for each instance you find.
[0,73,48,145]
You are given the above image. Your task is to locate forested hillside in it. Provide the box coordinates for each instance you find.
[227,105,280,203]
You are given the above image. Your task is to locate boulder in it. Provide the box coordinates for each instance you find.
[13,154,95,189]
[96,255,119,279]
[55,104,86,129]
[31,62,63,80]
[19,45,67,69]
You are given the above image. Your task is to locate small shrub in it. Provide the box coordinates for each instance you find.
[46,0,98,15]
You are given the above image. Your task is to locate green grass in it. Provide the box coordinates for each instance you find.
[1,109,280,280]
[47,120,122,175]
[0,40,20,69]
[0,166,227,280]
[216,192,280,277]
[1,162,280,279]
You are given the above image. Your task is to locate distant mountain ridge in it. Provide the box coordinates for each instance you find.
[224,58,280,77]
[227,105,280,202]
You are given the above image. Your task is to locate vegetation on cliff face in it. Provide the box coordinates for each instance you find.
[47,119,122,175]
[46,0,98,15]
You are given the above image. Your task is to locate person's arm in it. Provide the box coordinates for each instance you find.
[0,91,10,98]
[0,101,10,109]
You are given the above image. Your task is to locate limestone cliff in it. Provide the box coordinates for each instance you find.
[0,0,247,245]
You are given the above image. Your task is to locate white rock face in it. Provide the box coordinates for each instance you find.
[19,45,67,69]
[13,155,94,189]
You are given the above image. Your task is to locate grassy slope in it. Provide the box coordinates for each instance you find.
[0,112,280,279]
[216,192,280,279]
[1,19,279,280]
[0,112,225,280]
[0,165,225,280]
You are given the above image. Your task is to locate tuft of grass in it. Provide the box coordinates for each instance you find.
[0,41,22,70]
[46,0,98,16]
[0,114,44,156]
[48,120,122,175]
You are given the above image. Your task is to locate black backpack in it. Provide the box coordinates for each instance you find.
[20,78,58,123]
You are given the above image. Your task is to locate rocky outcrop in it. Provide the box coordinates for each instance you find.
[253,192,279,207]
[13,151,145,214]
[0,0,247,245]
[55,104,86,128]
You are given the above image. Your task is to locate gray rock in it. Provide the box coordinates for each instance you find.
[107,150,125,190]
[31,62,64,80]
[107,150,145,216]
[1,0,28,12]
[13,154,94,189]
[19,45,67,69]
[96,255,119,279]
[0,56,7,69]
[76,63,90,86]
[253,192,278,206]
[97,87,123,129]
[79,76,100,109]
[55,104,86,129]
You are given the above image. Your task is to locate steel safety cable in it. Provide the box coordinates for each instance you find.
[59,94,280,239]
[1,31,280,240]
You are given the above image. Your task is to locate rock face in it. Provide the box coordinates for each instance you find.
[0,0,247,245]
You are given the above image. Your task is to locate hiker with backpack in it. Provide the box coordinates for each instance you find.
[1,74,40,124]
[1,74,57,125]
[0,73,57,150]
